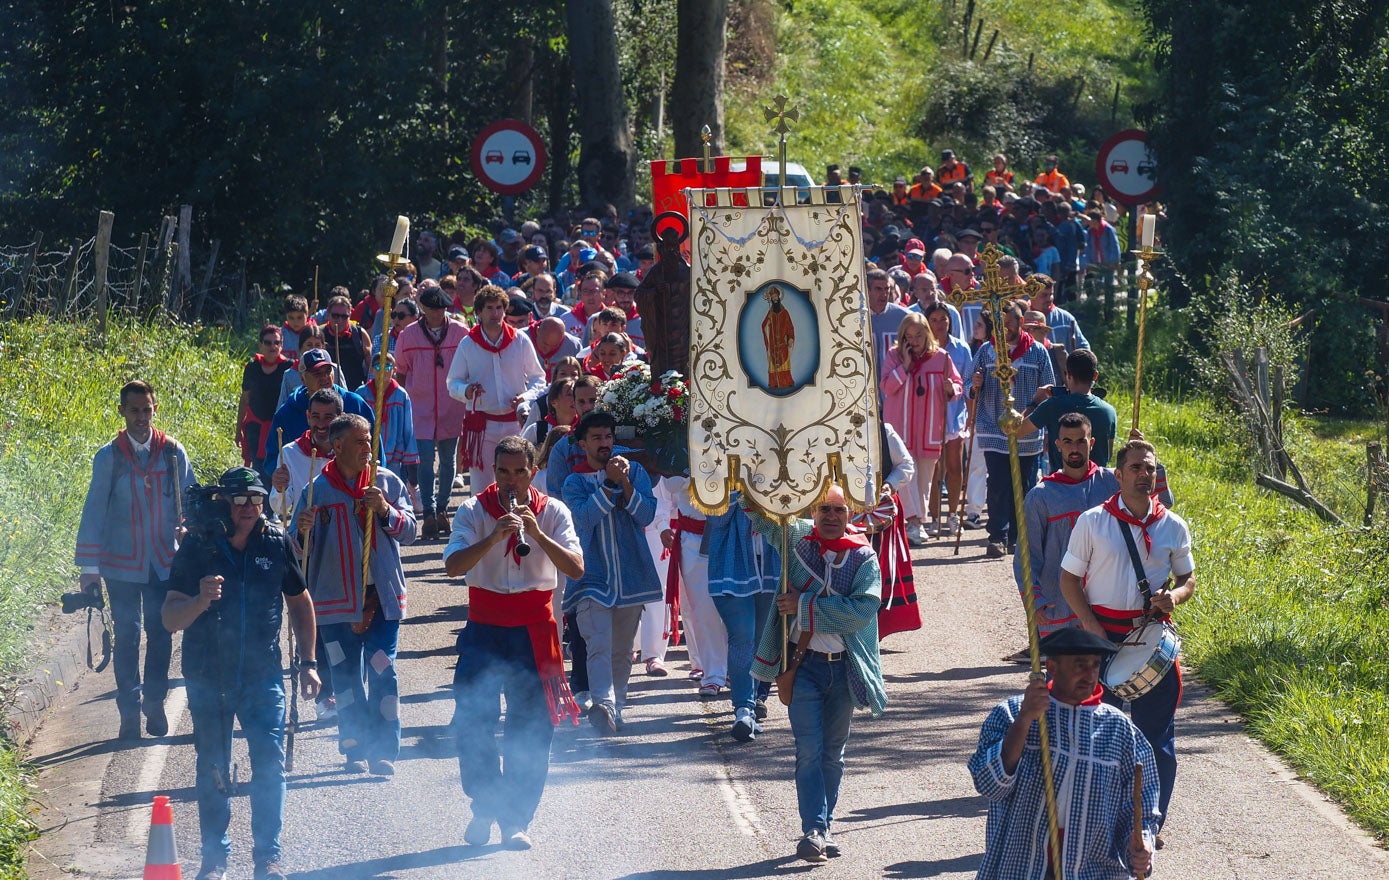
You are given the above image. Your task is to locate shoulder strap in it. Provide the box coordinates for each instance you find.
[1116,519,1153,610]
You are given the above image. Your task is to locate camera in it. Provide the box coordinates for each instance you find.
[185,485,235,543]
[60,583,105,614]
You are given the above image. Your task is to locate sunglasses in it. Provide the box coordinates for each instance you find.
[391,312,410,319]
[329,312,350,320]
[228,494,265,506]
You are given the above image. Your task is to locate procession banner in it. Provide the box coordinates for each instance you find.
[685,184,880,519]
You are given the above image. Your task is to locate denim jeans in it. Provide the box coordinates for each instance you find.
[416,436,459,517]
[320,617,401,763]
[1103,641,1180,829]
[106,577,173,716]
[786,654,855,835]
[711,592,774,713]
[451,622,555,831]
[186,676,285,869]
[983,451,1039,544]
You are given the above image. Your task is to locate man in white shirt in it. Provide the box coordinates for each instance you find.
[1060,439,1195,834]
[444,436,584,851]
[446,287,547,495]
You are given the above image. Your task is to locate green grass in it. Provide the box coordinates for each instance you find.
[1124,390,1389,840]
[0,318,243,878]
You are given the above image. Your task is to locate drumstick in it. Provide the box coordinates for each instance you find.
[1132,763,1147,880]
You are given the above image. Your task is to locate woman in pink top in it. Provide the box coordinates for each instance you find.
[880,312,962,546]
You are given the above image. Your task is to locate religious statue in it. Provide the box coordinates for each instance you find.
[633,219,692,378]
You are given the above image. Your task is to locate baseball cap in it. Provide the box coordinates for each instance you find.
[447,245,469,261]
[218,466,267,497]
[300,349,334,372]
[522,244,548,262]
[498,228,522,244]
[507,294,537,318]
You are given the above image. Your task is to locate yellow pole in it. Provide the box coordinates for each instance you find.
[361,268,399,587]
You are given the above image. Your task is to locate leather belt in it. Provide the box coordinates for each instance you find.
[790,641,844,663]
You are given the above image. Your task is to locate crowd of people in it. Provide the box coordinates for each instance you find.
[72,151,1188,879]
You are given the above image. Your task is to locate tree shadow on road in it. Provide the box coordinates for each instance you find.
[615,854,816,878]
[882,852,983,877]
[292,843,488,879]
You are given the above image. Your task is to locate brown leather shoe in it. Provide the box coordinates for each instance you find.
[422,514,439,541]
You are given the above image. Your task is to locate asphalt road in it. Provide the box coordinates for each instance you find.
[24,506,1389,879]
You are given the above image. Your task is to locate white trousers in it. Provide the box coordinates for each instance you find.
[636,525,671,662]
[676,532,728,687]
[966,433,988,516]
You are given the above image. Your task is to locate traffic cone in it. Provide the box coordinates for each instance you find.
[143,795,182,880]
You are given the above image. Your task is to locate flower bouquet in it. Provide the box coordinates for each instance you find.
[597,364,689,476]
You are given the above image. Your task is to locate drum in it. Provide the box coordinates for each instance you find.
[1102,621,1180,702]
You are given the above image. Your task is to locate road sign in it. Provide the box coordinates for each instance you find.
[470,119,547,196]
[1094,129,1159,207]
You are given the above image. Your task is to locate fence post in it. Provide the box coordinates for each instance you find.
[170,204,192,317]
[62,242,81,318]
[94,210,115,344]
[20,232,42,316]
[194,239,220,321]
[132,232,150,317]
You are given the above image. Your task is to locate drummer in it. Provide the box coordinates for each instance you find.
[1059,439,1196,836]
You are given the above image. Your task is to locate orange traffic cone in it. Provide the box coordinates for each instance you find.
[143,795,182,880]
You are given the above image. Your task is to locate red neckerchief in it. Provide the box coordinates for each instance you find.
[293,430,333,458]
[468,322,516,354]
[569,302,593,325]
[531,328,563,362]
[1043,461,1100,484]
[624,305,639,322]
[363,377,400,403]
[254,353,289,368]
[543,412,575,429]
[114,429,168,472]
[476,483,548,565]
[572,459,598,474]
[1102,491,1168,555]
[321,459,376,545]
[1049,680,1105,706]
[1008,331,1035,362]
[804,527,870,552]
[1089,222,1109,249]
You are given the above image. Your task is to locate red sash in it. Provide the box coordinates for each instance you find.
[872,494,920,639]
[468,587,580,725]
[663,513,707,644]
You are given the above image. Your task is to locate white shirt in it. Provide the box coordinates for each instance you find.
[445,327,546,417]
[1060,500,1195,612]
[443,494,581,594]
[269,439,331,519]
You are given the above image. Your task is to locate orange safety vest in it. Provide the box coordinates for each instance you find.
[1035,169,1070,193]
[908,182,942,201]
[937,162,970,186]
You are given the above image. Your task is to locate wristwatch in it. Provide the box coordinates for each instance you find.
[299,659,318,670]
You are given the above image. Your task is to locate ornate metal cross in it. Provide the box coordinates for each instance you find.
[762,94,800,194]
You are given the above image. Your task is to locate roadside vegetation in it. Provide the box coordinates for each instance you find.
[0,319,243,876]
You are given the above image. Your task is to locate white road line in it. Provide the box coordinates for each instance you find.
[701,699,765,836]
[125,686,188,842]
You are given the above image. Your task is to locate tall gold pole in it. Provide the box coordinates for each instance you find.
[361,251,408,587]
[1129,244,1162,432]
[947,243,1066,879]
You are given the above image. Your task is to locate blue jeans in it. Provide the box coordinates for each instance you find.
[711,592,774,713]
[106,577,172,716]
[451,623,555,830]
[320,617,401,763]
[1103,642,1180,829]
[983,451,1039,544]
[786,653,855,835]
[186,676,285,869]
[416,437,459,517]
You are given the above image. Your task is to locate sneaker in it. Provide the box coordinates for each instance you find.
[422,515,439,541]
[502,826,533,850]
[369,759,395,776]
[344,759,369,774]
[464,813,494,846]
[698,682,722,699]
[688,667,704,681]
[927,519,941,538]
[796,830,828,864]
[754,699,769,721]
[588,702,618,736]
[823,830,842,858]
[986,541,1007,559]
[731,707,759,742]
[962,513,985,530]
[906,521,927,547]
[316,697,337,721]
[573,690,593,713]
[145,702,169,738]
[644,657,668,677]
[197,866,227,880]
[945,513,960,536]
[254,862,288,880]
[453,474,466,489]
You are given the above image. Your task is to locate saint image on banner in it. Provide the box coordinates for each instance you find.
[762,286,796,389]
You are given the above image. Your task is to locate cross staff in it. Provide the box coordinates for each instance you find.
[944,242,1067,878]
[762,94,799,200]
[361,251,408,586]
[1130,244,1162,432]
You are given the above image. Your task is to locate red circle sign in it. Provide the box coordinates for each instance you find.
[1094,129,1160,207]
[470,119,547,196]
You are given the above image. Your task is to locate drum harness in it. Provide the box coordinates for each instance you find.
[1112,520,1175,644]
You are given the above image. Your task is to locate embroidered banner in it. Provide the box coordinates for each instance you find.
[685,184,880,519]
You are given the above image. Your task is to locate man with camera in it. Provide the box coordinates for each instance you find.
[75,379,195,740]
[162,467,320,880]
[443,436,584,850]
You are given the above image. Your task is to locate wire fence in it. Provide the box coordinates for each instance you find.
[0,214,265,330]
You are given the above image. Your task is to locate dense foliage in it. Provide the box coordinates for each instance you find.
[1140,0,1389,413]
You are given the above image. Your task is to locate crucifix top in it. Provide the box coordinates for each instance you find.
[945,242,1048,428]
[762,94,800,197]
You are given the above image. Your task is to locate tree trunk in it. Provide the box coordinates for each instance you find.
[671,0,728,161]
[507,38,536,124]
[545,49,574,214]
[565,0,634,213]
